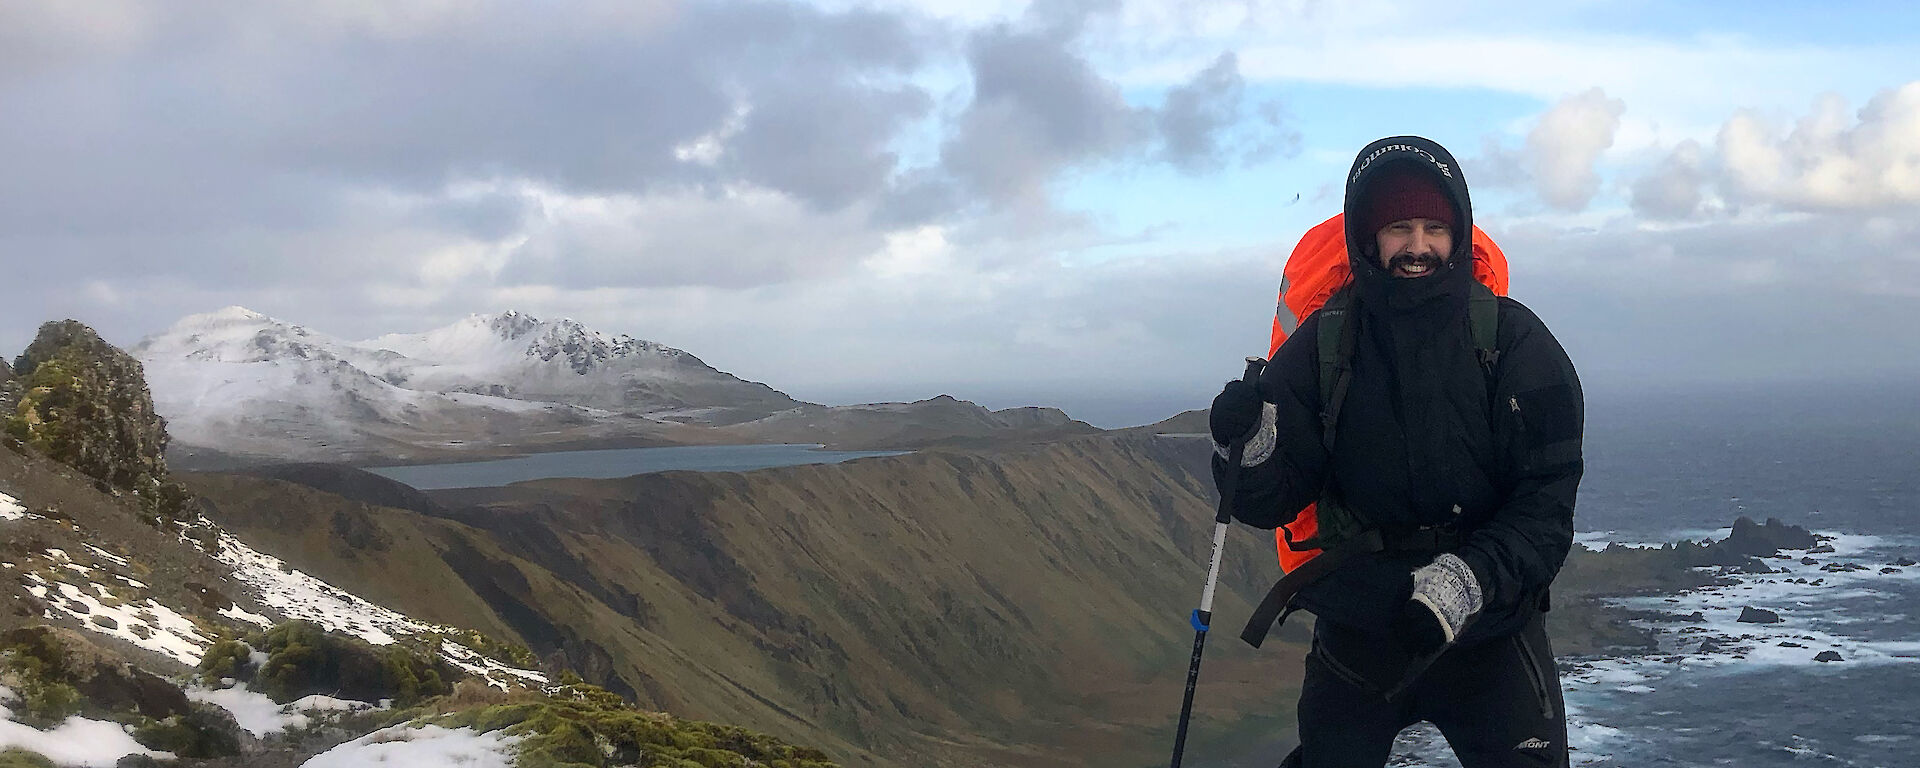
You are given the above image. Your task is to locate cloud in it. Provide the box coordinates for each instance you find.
[1717,83,1920,211]
[939,13,1147,205]
[0,0,933,239]
[499,184,889,289]
[1629,139,1709,220]
[1494,211,1920,390]
[1621,80,1920,224]
[1525,88,1625,211]
[932,0,1291,211]
[1156,52,1297,171]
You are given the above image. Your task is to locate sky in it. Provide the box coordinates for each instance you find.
[4,0,1920,427]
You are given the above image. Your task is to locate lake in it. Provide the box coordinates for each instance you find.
[361,443,907,490]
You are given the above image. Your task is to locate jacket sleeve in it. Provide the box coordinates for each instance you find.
[1456,300,1584,615]
[1210,311,1331,530]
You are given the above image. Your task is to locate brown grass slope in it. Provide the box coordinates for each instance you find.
[0,446,245,668]
[192,434,1311,768]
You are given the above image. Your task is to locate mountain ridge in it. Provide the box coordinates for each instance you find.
[133,306,1111,465]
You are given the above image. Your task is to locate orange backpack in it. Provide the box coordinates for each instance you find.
[1264,213,1509,573]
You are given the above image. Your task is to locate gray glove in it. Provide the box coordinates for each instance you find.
[1407,553,1484,645]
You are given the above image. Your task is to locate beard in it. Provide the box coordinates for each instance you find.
[1386,252,1448,277]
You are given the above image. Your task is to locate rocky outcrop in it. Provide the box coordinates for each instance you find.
[6,320,191,520]
[1815,650,1844,662]
[0,625,192,721]
[0,357,19,423]
[1737,606,1784,624]
[1720,516,1821,557]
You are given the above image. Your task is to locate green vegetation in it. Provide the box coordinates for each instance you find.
[196,639,254,685]
[131,703,244,758]
[425,628,539,669]
[6,320,192,522]
[185,623,841,766]
[1,626,240,759]
[199,621,454,706]
[1,632,85,726]
[0,749,55,768]
[431,675,839,768]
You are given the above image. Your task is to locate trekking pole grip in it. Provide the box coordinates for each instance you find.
[1214,356,1267,524]
[1241,355,1265,384]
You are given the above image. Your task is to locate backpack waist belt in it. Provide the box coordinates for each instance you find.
[1240,524,1464,648]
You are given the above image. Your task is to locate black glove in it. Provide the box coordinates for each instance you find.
[1393,553,1483,655]
[1208,379,1263,446]
[1393,600,1448,656]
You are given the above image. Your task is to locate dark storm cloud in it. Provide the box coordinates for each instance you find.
[1158,52,1249,172]
[934,14,1283,213]
[0,1,931,223]
[939,18,1147,203]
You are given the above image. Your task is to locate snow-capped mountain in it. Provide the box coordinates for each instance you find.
[355,310,798,419]
[131,307,798,464]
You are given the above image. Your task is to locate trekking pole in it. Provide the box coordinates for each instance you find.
[1170,356,1266,768]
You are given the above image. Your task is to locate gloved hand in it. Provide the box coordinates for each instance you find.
[1395,553,1484,654]
[1208,379,1263,446]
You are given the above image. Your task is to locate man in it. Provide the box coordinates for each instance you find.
[1208,136,1583,767]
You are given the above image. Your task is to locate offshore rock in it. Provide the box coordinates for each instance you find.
[1814,650,1844,663]
[7,320,191,520]
[1721,516,1821,557]
[1736,607,1783,624]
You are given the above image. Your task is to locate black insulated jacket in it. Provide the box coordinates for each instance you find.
[1214,136,1584,644]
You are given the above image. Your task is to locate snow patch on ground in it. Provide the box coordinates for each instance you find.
[23,570,213,667]
[219,601,276,627]
[189,684,310,737]
[0,714,174,767]
[299,723,521,768]
[205,530,548,688]
[83,544,131,567]
[188,683,381,738]
[0,492,26,521]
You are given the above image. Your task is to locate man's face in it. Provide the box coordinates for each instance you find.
[1374,218,1453,278]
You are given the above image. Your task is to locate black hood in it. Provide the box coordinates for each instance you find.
[1341,136,1475,313]
[1342,136,1473,272]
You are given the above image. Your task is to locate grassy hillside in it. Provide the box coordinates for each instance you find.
[190,434,1311,768]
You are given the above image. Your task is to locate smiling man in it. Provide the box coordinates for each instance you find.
[1207,136,1586,767]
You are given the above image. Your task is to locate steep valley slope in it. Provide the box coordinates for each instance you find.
[187,434,1313,768]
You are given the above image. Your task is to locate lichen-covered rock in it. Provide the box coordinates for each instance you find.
[236,621,455,706]
[130,701,244,759]
[6,320,192,521]
[0,625,191,722]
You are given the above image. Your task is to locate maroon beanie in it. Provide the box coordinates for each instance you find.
[1362,166,1456,235]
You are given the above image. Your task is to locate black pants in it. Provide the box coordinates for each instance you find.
[1281,615,1567,768]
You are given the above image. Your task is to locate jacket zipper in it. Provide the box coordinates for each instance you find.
[1509,395,1529,471]
[1512,635,1555,719]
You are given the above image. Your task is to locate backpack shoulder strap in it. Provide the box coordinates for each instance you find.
[1468,281,1500,376]
[1316,288,1357,452]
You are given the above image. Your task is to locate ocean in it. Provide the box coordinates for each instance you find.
[1390,381,1920,768]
